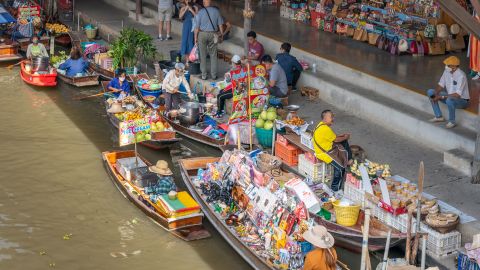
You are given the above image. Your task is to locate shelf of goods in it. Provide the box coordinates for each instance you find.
[280,0,464,55]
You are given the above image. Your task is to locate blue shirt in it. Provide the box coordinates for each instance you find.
[107,77,131,98]
[58,58,89,77]
[194,7,224,32]
[275,52,303,85]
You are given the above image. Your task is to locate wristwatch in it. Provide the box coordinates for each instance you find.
[443,95,447,99]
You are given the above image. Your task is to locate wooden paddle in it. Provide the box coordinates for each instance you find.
[410,161,424,265]
[405,211,413,263]
[337,259,350,270]
[73,90,116,100]
[7,60,24,70]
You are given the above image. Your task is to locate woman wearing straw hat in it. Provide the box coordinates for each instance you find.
[302,225,338,270]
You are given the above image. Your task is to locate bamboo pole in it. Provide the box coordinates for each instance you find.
[247,63,253,151]
[360,209,371,270]
[405,211,413,263]
[420,235,427,270]
[237,129,241,150]
[381,230,392,270]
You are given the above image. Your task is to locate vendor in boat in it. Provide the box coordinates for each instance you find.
[215,55,242,118]
[162,63,194,112]
[313,110,352,193]
[148,160,177,194]
[302,225,338,270]
[58,47,89,77]
[107,69,131,99]
[26,36,49,59]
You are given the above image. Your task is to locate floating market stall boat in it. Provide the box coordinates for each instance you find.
[17,36,50,52]
[58,72,100,87]
[0,41,22,62]
[129,73,163,109]
[102,150,210,241]
[101,81,180,150]
[178,152,350,270]
[20,61,57,87]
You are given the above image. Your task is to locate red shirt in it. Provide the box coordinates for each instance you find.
[248,41,264,61]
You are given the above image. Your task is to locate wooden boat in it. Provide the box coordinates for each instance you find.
[89,62,116,81]
[102,150,210,241]
[178,157,349,270]
[0,41,22,62]
[129,73,163,109]
[101,81,181,150]
[20,61,57,87]
[58,72,100,87]
[54,33,72,47]
[17,36,50,52]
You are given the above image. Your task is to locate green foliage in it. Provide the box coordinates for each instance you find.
[111,27,157,69]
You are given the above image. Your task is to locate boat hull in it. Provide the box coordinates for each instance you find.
[58,73,100,87]
[20,62,57,87]
[102,150,210,241]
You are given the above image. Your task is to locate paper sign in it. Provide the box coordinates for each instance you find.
[359,164,374,195]
[378,178,391,205]
[119,116,152,146]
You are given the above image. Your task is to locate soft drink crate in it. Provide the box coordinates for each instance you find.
[421,223,461,258]
[275,141,302,166]
[300,131,314,150]
[298,154,332,183]
[344,181,365,205]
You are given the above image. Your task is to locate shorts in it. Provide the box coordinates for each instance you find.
[158,6,173,21]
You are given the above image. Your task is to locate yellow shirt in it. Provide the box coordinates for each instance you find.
[303,248,337,270]
[313,122,336,164]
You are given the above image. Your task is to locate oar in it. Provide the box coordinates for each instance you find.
[337,259,350,270]
[411,161,425,265]
[7,60,24,69]
[73,90,116,100]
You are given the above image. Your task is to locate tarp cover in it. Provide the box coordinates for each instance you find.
[0,4,16,24]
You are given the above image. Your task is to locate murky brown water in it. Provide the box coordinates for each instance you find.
[0,64,369,269]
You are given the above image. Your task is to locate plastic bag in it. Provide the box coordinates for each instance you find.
[188,44,199,62]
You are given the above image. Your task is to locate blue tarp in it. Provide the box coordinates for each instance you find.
[0,4,16,24]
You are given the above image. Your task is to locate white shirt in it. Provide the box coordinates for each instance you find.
[438,69,470,99]
[162,70,191,94]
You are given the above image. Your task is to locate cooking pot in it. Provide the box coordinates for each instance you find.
[178,101,201,126]
[32,57,50,72]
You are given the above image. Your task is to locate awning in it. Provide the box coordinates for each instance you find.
[0,4,16,24]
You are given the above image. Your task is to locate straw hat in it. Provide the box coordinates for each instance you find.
[148,160,173,175]
[302,225,334,249]
[443,56,460,66]
[107,103,125,114]
[467,234,480,250]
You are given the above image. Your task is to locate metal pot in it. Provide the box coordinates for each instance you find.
[32,57,50,72]
[178,101,201,126]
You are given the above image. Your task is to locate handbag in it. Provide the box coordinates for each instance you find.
[389,37,399,55]
[428,40,446,55]
[376,33,386,49]
[436,24,449,39]
[313,124,348,168]
[398,39,409,52]
[353,28,367,42]
[188,44,199,62]
[204,7,221,44]
[424,24,436,39]
[446,36,466,51]
[346,26,355,36]
[336,23,348,34]
[324,18,335,33]
[368,32,380,45]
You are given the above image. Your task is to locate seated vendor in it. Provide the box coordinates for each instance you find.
[58,47,89,77]
[245,31,264,62]
[148,160,177,195]
[313,110,352,193]
[215,55,242,118]
[107,69,131,99]
[162,63,193,112]
[261,54,288,98]
[302,225,338,270]
[26,36,49,59]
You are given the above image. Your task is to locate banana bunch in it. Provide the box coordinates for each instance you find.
[123,111,143,121]
[46,23,69,34]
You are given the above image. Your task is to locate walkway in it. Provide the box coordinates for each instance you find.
[214,0,479,113]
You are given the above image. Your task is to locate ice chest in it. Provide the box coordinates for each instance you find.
[116,157,147,181]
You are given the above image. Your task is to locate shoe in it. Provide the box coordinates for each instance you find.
[446,122,456,128]
[201,75,207,80]
[214,113,224,119]
[473,74,480,80]
[166,36,172,40]
[157,36,164,41]
[211,76,217,80]
[291,87,298,92]
[429,117,445,122]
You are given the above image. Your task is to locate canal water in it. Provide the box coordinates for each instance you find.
[0,65,366,269]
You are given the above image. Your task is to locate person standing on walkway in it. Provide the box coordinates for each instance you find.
[245,31,264,62]
[158,0,174,40]
[313,110,352,193]
[179,0,199,62]
[194,0,224,80]
[261,55,289,98]
[427,56,470,129]
[162,63,193,111]
[276,42,303,91]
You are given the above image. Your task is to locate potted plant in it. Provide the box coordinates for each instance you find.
[111,27,156,73]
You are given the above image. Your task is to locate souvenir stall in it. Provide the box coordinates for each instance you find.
[280,0,468,56]
[0,3,22,62]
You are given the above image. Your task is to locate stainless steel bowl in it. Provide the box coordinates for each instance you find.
[285,105,300,112]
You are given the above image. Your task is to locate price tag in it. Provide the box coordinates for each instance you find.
[359,164,373,195]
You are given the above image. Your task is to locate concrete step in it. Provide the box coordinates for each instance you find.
[444,148,473,176]
[299,70,476,155]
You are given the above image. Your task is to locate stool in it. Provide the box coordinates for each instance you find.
[225,98,233,115]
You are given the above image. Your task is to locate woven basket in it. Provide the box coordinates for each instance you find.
[85,28,98,39]
[257,153,282,173]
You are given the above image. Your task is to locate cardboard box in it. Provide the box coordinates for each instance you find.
[116,157,147,181]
